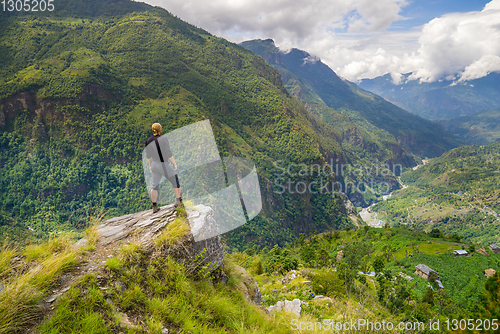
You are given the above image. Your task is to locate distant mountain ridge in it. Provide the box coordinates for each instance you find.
[438,108,500,145]
[240,39,462,161]
[359,72,500,120]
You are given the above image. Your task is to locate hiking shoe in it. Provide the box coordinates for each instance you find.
[174,197,184,208]
[152,203,160,213]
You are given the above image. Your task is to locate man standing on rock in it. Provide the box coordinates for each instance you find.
[145,123,183,213]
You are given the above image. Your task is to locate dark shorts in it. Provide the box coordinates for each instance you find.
[151,160,180,190]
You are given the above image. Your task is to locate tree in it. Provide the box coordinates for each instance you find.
[373,256,385,274]
[430,228,442,238]
[344,242,371,271]
[422,287,434,306]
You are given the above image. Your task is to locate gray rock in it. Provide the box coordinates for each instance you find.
[232,265,263,305]
[118,313,135,329]
[114,281,125,291]
[282,270,298,284]
[74,204,224,277]
[266,299,303,317]
[101,225,126,237]
[45,293,62,303]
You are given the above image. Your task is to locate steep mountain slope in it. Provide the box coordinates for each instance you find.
[240,39,462,160]
[439,108,500,145]
[373,141,500,245]
[0,0,356,248]
[359,72,500,120]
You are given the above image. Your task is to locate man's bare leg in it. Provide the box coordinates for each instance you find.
[151,189,158,202]
[151,189,160,213]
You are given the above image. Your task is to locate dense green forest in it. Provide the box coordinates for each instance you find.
[0,0,359,248]
[372,141,500,244]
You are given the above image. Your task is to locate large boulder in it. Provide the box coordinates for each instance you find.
[266,299,303,317]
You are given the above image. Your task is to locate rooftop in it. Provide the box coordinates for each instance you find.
[416,264,438,276]
[453,250,469,255]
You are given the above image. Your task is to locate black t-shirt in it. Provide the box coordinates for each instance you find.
[145,135,173,162]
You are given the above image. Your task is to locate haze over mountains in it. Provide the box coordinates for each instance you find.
[359,72,500,121]
[439,108,500,145]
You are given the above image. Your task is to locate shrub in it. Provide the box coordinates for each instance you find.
[311,270,344,297]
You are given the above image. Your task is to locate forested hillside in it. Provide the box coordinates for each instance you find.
[240,39,462,160]
[0,0,356,248]
[439,108,500,145]
[373,141,500,244]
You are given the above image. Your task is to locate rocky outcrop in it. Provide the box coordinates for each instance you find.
[232,265,263,305]
[339,192,366,227]
[266,299,304,317]
[77,204,224,272]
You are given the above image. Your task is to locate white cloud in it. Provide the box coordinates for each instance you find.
[144,0,407,42]
[302,54,321,65]
[458,55,500,81]
[390,71,403,85]
[142,0,500,82]
[408,0,500,82]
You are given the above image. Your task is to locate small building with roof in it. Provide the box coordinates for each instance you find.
[453,250,469,257]
[489,244,500,254]
[415,264,440,281]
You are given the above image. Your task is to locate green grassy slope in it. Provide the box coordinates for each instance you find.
[233,226,500,332]
[3,214,500,333]
[0,0,354,248]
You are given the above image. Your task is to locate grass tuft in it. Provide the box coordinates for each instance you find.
[80,210,106,252]
[119,242,143,264]
[105,257,123,272]
[0,236,78,334]
[155,217,190,249]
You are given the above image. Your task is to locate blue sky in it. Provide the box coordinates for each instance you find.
[392,0,492,30]
[145,0,500,82]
